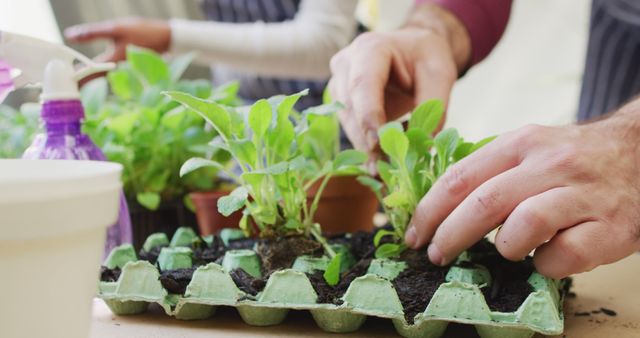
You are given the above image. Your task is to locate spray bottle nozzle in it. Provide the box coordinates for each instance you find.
[0,30,115,102]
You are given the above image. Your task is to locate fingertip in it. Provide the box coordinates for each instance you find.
[404,226,417,248]
[427,243,446,266]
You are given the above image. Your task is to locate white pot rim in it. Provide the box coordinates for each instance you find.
[0,159,123,203]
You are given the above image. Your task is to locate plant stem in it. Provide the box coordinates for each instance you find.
[310,223,336,258]
[308,172,332,222]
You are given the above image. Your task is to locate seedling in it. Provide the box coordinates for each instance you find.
[165,90,367,278]
[358,100,495,258]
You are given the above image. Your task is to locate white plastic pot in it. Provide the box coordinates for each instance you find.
[0,159,123,338]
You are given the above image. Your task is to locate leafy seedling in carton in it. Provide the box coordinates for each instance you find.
[81,46,239,210]
[165,89,367,284]
[358,100,495,258]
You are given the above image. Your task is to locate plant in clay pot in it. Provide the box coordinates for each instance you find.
[80,46,239,248]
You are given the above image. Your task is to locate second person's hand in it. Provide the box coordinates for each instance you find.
[64,17,171,62]
[328,4,471,162]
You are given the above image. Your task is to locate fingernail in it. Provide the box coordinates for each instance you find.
[428,243,446,266]
[404,225,417,248]
[366,129,378,150]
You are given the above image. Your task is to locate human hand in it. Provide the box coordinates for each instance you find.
[406,100,640,278]
[328,4,470,161]
[64,17,171,62]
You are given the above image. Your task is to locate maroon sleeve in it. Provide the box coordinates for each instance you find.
[416,0,513,66]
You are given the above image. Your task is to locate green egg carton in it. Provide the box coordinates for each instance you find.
[98,228,567,338]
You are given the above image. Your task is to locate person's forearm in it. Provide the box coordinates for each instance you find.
[169,0,357,80]
[415,0,512,67]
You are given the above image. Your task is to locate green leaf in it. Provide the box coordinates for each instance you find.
[217,186,248,216]
[302,101,343,117]
[379,127,409,163]
[127,46,170,85]
[453,141,474,162]
[183,194,196,213]
[323,253,342,286]
[107,112,138,138]
[80,77,108,116]
[284,219,303,230]
[409,100,444,135]
[377,160,394,187]
[276,89,308,117]
[333,149,367,170]
[169,52,195,83]
[164,91,232,139]
[356,176,384,199]
[136,192,161,210]
[373,229,396,247]
[383,190,411,208]
[262,161,289,175]
[161,106,187,130]
[248,99,272,138]
[434,128,459,163]
[470,135,497,153]
[375,243,404,259]
[229,139,257,167]
[180,157,225,177]
[239,213,252,237]
[107,68,142,101]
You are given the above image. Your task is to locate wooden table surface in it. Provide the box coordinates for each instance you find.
[90,254,640,338]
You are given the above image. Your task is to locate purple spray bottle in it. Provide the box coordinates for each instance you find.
[0,31,132,254]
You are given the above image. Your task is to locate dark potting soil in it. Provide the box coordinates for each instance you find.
[229,268,267,296]
[138,245,167,265]
[478,253,535,313]
[159,267,197,294]
[100,266,121,282]
[307,258,372,305]
[192,235,226,265]
[255,236,323,274]
[392,249,449,324]
[225,237,257,251]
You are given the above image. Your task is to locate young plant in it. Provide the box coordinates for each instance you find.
[166,90,367,263]
[81,46,239,210]
[358,100,495,258]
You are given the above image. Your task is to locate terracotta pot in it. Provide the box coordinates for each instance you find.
[190,190,243,236]
[308,175,379,235]
[128,198,197,251]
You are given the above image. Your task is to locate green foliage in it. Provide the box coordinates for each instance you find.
[323,253,343,286]
[81,46,239,210]
[0,103,40,158]
[361,100,495,258]
[167,90,367,248]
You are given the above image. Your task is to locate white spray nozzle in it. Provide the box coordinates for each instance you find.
[0,30,115,101]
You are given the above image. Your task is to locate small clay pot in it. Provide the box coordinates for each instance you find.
[309,175,379,235]
[190,190,243,236]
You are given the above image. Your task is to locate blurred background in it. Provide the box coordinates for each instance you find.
[0,0,590,143]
